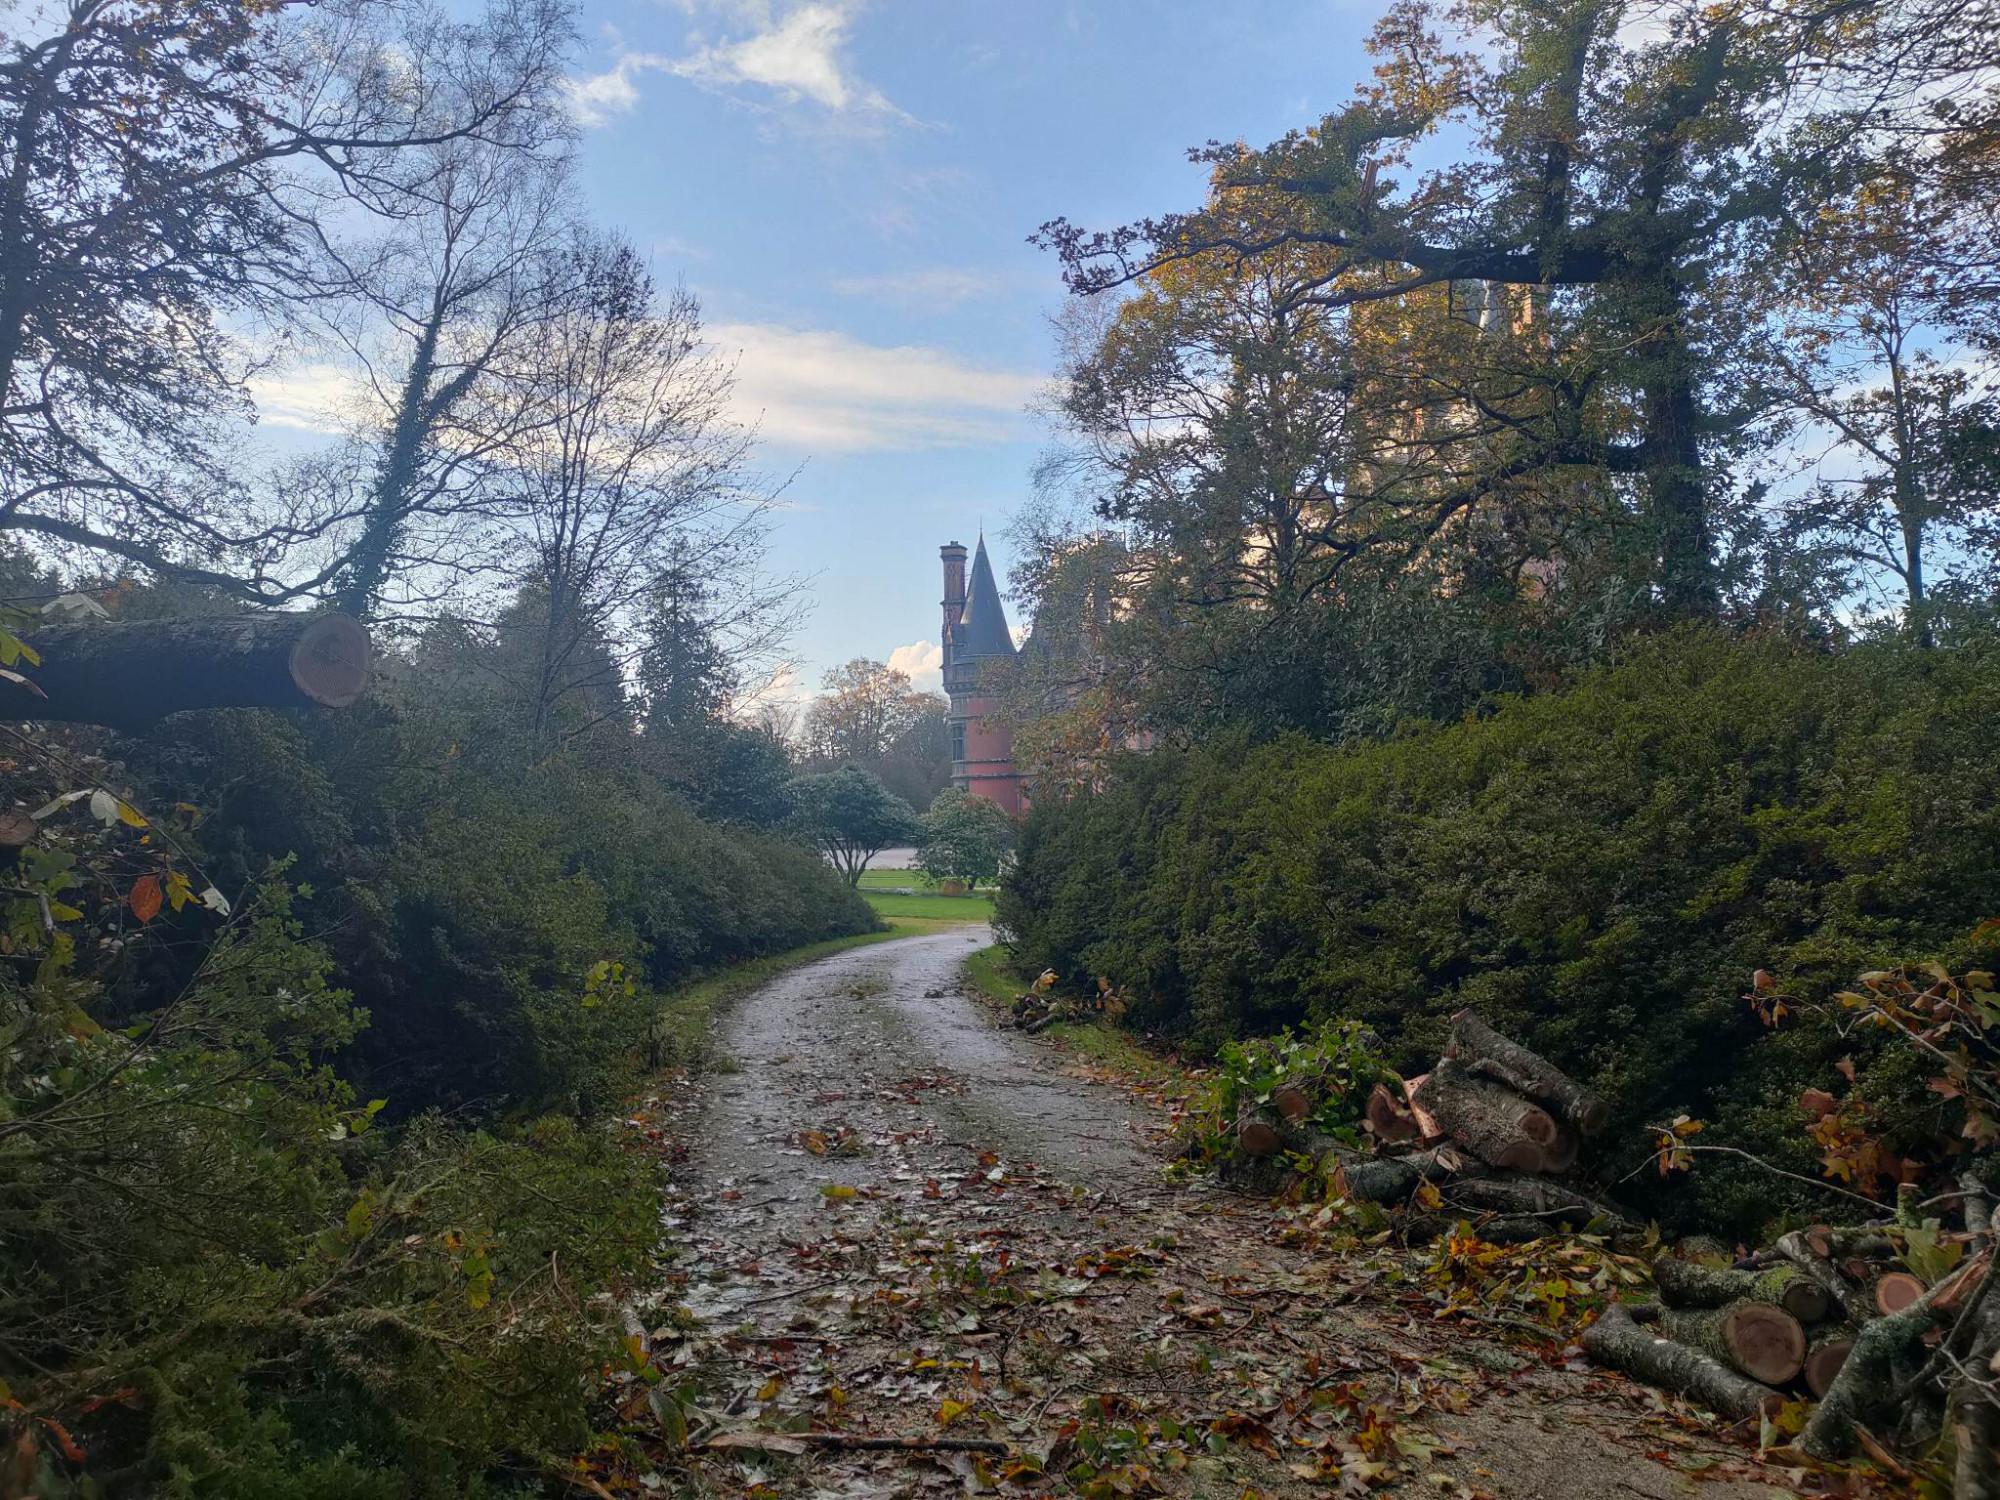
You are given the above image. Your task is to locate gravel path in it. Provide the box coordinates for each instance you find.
[633,930,1799,1499]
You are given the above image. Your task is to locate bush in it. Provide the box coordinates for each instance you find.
[999,627,2000,1231]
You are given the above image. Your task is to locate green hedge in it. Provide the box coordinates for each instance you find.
[998,628,2000,1230]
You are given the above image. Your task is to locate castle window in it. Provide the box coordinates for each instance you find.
[950,722,966,763]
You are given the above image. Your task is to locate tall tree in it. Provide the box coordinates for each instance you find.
[1037,0,1850,616]
[482,234,761,753]
[0,0,571,597]
[1770,169,2000,638]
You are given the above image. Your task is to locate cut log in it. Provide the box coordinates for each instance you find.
[1447,1009,1610,1135]
[1802,1331,1855,1398]
[1775,1231,1879,1327]
[1331,1144,1466,1204]
[1874,1271,1926,1316]
[0,613,370,728]
[1236,1116,1283,1158]
[1801,1254,1990,1461]
[1402,1073,1445,1141]
[1581,1301,1784,1422]
[1661,1302,1807,1385]
[1411,1059,1557,1170]
[1538,1125,1579,1175]
[1653,1259,1834,1325]
[1271,1083,1312,1124]
[1435,1173,1633,1231]
[1365,1083,1420,1144]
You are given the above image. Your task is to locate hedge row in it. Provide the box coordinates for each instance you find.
[998,628,2000,1230]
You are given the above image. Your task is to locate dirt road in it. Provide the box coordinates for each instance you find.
[630,929,1798,1498]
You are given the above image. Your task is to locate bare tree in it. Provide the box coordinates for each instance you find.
[0,0,572,598]
[481,233,768,752]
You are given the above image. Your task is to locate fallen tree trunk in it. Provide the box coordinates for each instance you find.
[1412,1059,1557,1170]
[1661,1302,1807,1385]
[1447,1009,1610,1135]
[1581,1302,1783,1421]
[1653,1258,1834,1325]
[1,613,370,727]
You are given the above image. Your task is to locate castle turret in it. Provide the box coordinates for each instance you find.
[940,535,1023,815]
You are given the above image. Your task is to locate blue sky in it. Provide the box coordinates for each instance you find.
[553,0,1379,700]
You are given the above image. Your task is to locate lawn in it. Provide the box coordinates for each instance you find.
[856,865,995,923]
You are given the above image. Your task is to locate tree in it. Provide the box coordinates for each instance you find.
[1037,0,1856,616]
[0,0,571,598]
[322,69,576,618]
[785,767,920,886]
[1769,169,2000,639]
[800,659,940,765]
[481,234,762,753]
[917,788,1015,891]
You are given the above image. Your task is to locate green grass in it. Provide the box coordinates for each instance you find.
[855,867,995,923]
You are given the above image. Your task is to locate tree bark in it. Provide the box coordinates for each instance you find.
[1654,1259,1834,1325]
[1446,1010,1610,1135]
[2,614,370,727]
[1775,1231,1880,1327]
[1660,1302,1807,1385]
[1412,1059,1557,1170]
[1433,1173,1632,1231]
[1581,1301,1783,1421]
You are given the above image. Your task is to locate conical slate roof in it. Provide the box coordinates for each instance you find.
[955,536,1015,659]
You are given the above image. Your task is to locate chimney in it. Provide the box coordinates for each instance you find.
[940,540,967,679]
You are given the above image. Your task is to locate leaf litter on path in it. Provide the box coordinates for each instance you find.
[581,932,1803,1499]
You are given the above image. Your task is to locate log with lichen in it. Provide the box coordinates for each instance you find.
[1581,1302,1783,1422]
[1660,1301,1808,1385]
[1409,1059,1558,1171]
[1653,1258,1834,1325]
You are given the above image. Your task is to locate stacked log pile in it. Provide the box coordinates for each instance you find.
[1583,1211,1989,1472]
[1221,1008,1633,1242]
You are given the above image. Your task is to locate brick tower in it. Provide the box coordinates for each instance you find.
[939,536,1022,814]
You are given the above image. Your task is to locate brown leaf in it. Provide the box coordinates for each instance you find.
[128,874,162,924]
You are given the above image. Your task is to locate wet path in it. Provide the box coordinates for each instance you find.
[629,931,1797,1499]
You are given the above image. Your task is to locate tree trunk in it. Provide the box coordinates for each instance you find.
[1446,1010,1610,1135]
[1433,1173,1632,1231]
[1581,1302,1783,1422]
[2,614,370,727]
[1653,1259,1834,1325]
[1411,1059,1557,1170]
[1660,1302,1807,1385]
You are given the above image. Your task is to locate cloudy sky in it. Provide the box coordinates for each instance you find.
[524,2,1374,698]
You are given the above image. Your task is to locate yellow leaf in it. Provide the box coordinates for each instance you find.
[115,799,147,828]
[821,1184,858,1201]
[756,1375,783,1401]
[938,1398,970,1427]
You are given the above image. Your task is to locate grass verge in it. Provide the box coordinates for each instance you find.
[961,943,1191,1096]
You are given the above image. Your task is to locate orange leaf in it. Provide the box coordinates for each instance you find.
[128,874,162,924]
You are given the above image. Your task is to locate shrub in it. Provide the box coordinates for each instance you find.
[999,627,2000,1231]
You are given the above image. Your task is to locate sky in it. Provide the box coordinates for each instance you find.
[547,0,1382,702]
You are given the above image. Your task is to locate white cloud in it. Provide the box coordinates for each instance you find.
[831,267,1002,309]
[246,362,359,435]
[565,3,906,129]
[562,58,643,127]
[886,638,943,692]
[710,321,1041,452]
